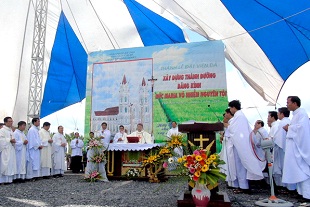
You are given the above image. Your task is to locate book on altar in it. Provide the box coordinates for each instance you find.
[127,136,139,143]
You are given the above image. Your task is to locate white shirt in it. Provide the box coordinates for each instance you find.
[97,129,111,145]
[167,127,179,138]
[269,121,279,139]
[113,131,127,143]
[70,138,84,156]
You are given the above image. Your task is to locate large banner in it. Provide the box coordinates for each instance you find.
[85,41,227,143]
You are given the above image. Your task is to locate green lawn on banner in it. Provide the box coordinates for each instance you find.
[153,90,227,153]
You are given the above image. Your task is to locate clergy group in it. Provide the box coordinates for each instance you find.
[0,118,67,184]
[220,96,310,202]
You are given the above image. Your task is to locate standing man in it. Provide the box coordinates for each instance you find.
[0,117,16,184]
[282,96,310,201]
[26,118,42,180]
[70,132,84,173]
[52,126,67,177]
[113,125,128,143]
[167,121,182,157]
[13,121,28,182]
[128,123,152,144]
[228,100,264,193]
[97,122,111,146]
[166,121,179,138]
[251,120,268,187]
[273,107,294,191]
[267,111,279,139]
[251,120,268,163]
[39,122,53,178]
[220,109,236,187]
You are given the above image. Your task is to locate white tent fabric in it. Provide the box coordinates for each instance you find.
[0,0,165,122]
[140,0,283,104]
[1,0,305,124]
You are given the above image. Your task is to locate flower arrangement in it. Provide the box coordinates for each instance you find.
[125,168,140,178]
[84,170,102,182]
[142,148,169,183]
[88,138,103,149]
[167,133,186,148]
[176,141,226,190]
[141,134,186,182]
[158,147,172,157]
[89,151,106,163]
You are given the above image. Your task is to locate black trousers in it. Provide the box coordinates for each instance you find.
[70,156,82,173]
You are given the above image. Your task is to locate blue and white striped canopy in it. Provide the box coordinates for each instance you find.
[0,0,309,121]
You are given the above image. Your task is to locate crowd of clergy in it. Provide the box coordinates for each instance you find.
[0,118,70,185]
[2,95,309,203]
[220,96,310,202]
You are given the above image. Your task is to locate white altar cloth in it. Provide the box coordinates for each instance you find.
[106,143,164,151]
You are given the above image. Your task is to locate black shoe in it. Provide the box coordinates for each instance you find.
[59,174,64,177]
[43,176,51,179]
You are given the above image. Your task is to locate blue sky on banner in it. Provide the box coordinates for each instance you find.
[41,30,310,135]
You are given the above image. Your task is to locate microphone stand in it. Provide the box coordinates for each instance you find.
[207,105,221,122]
[255,139,293,207]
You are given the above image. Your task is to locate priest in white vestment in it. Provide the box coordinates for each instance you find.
[282,96,310,200]
[13,121,28,181]
[26,118,42,180]
[273,107,295,190]
[166,121,182,156]
[0,117,16,184]
[220,109,237,187]
[39,122,53,177]
[113,125,128,143]
[96,122,111,146]
[250,120,268,174]
[228,100,264,191]
[267,111,279,139]
[128,123,153,144]
[52,126,67,177]
[166,121,180,138]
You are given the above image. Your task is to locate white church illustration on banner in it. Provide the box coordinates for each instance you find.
[92,74,151,136]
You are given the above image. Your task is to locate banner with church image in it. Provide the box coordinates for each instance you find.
[85,41,227,143]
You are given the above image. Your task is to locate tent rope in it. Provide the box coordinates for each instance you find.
[88,0,120,49]
[62,0,89,53]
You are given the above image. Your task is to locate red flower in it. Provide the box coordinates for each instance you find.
[199,160,206,166]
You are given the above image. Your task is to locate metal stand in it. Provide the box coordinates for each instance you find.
[255,139,293,207]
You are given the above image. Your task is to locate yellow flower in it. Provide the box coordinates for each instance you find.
[206,160,211,165]
[182,156,187,161]
[184,163,188,167]
[201,165,209,172]
[177,157,183,163]
[210,154,217,160]
[195,155,202,161]
[194,171,201,177]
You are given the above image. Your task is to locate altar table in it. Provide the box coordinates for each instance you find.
[106,143,164,178]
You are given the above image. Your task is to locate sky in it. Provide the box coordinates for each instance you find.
[41,30,310,135]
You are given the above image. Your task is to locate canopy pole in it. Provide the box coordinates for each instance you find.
[27,0,48,123]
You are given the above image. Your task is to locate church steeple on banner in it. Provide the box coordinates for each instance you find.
[85,41,227,142]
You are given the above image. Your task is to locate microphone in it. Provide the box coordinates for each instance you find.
[207,104,221,123]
